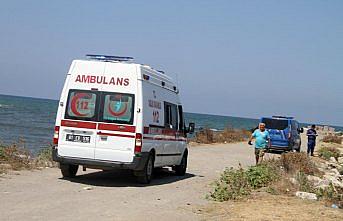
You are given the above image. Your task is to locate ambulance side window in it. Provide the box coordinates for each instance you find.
[178,105,184,132]
[65,90,98,121]
[164,102,178,130]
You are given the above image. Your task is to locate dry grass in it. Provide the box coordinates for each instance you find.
[279,152,321,175]
[194,128,250,144]
[0,142,33,171]
[201,193,343,221]
[0,142,56,173]
[322,134,343,144]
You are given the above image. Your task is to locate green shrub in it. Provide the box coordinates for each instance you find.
[209,164,280,201]
[316,184,343,208]
[296,171,314,193]
[210,166,251,201]
[318,146,340,160]
[246,164,279,189]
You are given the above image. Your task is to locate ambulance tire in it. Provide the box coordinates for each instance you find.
[136,154,154,184]
[174,151,188,176]
[60,163,79,178]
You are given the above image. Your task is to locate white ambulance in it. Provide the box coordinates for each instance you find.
[52,55,194,183]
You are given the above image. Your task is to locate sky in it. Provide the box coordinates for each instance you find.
[0,0,342,126]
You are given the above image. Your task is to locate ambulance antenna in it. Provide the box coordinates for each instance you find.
[86,54,134,62]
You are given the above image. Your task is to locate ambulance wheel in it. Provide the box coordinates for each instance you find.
[174,151,188,176]
[136,154,154,184]
[60,163,78,178]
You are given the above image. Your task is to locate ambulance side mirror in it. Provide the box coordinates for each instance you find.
[187,123,195,134]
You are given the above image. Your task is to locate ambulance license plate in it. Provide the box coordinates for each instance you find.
[66,134,90,143]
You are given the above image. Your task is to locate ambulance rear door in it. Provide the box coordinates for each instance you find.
[57,60,105,160]
[94,63,138,163]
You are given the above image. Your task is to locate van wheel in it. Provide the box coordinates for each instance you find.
[60,163,78,178]
[136,154,154,184]
[174,152,188,176]
[289,141,296,152]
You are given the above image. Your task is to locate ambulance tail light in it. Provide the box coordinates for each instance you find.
[53,126,60,145]
[135,133,142,154]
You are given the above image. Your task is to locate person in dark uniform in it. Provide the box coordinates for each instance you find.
[307,125,318,156]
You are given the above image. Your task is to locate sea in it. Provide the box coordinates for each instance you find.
[0,94,342,155]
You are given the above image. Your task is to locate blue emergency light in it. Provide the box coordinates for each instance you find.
[86,54,134,62]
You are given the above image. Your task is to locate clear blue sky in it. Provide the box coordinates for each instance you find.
[0,0,342,126]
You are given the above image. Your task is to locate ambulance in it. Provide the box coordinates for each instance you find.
[52,55,194,183]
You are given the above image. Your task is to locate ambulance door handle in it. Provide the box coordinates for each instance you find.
[98,131,108,141]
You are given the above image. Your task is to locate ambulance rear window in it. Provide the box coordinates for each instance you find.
[100,93,134,125]
[65,90,98,121]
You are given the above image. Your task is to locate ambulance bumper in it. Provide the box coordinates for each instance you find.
[52,147,149,171]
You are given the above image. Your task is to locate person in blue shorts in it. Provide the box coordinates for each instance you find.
[248,123,271,165]
[306,125,318,156]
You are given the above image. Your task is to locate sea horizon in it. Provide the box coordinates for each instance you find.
[1,93,342,129]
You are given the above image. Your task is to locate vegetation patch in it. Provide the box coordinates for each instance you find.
[296,171,315,193]
[280,152,320,175]
[209,152,342,208]
[209,166,251,201]
[0,142,56,173]
[194,127,250,144]
[34,146,56,167]
[209,163,280,201]
[318,146,341,161]
[322,134,342,144]
[246,164,280,189]
[317,184,343,208]
[0,142,33,171]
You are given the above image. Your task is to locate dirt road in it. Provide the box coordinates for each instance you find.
[0,142,254,221]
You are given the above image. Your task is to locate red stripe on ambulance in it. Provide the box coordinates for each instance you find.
[97,132,135,138]
[98,123,136,133]
[61,120,97,129]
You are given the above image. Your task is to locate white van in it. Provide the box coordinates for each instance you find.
[52,55,194,183]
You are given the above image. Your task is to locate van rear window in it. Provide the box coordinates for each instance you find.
[100,93,134,124]
[65,90,98,121]
[262,118,289,130]
[65,90,135,125]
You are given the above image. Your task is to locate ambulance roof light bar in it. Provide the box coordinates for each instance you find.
[86,54,134,62]
[272,116,294,119]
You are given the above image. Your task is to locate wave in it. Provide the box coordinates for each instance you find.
[0,104,12,108]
